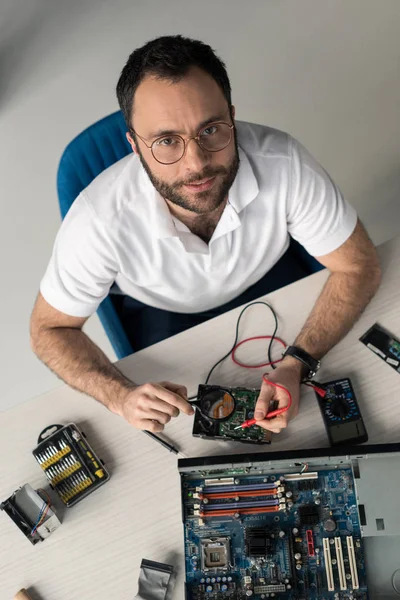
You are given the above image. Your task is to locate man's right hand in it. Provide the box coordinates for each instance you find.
[111,381,194,432]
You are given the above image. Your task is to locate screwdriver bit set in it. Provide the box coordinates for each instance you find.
[32,423,110,507]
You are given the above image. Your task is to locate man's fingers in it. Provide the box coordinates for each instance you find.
[147,398,180,418]
[138,408,171,425]
[161,381,188,399]
[256,414,288,434]
[254,384,275,420]
[139,419,165,433]
[145,383,194,415]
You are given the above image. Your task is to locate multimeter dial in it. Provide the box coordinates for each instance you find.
[316,378,368,446]
[324,387,360,423]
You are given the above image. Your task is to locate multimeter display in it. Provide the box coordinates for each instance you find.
[316,378,368,446]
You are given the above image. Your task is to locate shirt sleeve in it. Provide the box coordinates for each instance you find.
[40,193,118,317]
[287,136,358,256]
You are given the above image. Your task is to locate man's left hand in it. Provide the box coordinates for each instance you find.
[253,358,303,433]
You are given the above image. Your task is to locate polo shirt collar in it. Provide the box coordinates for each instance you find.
[138,145,259,240]
[227,146,259,213]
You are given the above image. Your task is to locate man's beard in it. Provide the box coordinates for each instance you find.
[136,137,240,215]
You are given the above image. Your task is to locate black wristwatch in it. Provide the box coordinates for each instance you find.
[282,345,321,380]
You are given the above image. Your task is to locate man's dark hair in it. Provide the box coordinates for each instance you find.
[116,35,232,129]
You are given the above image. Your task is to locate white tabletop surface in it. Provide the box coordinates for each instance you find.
[1,237,399,600]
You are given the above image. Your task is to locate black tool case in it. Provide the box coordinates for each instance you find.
[32,423,110,507]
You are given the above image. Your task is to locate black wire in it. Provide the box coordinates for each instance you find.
[188,301,280,400]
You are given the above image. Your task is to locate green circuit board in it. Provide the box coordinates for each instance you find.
[192,386,272,444]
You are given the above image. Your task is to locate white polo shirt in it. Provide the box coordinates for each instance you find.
[41,121,357,317]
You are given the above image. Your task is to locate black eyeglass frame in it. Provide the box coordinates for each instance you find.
[129,121,235,165]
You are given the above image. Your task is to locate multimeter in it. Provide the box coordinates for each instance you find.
[315,377,368,446]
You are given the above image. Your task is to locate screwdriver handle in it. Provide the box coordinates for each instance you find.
[13,590,33,600]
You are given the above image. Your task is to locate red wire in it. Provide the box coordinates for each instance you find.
[261,375,292,418]
[231,335,286,368]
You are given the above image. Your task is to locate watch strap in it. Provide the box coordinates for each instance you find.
[282,345,321,379]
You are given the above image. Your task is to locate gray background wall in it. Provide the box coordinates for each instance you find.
[1,0,399,411]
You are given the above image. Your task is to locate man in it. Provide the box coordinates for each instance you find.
[30,35,381,436]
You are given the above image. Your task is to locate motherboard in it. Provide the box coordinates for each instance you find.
[192,386,272,444]
[181,466,368,599]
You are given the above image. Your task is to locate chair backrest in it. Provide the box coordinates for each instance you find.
[57,111,132,218]
[56,111,134,359]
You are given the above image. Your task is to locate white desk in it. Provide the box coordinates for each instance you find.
[1,237,399,600]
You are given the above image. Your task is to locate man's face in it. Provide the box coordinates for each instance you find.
[127,66,239,215]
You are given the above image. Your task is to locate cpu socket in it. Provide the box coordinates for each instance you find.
[200,537,231,571]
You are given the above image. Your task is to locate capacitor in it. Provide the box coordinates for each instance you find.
[211,578,216,583]
[246,591,253,596]
[323,518,337,532]
[222,577,227,582]
[206,578,211,583]
[222,584,228,592]
[279,530,285,538]
[227,576,233,582]
[315,498,321,505]
[286,585,292,590]
[288,501,294,509]
[203,498,209,504]
[294,553,302,560]
[206,585,213,592]
[292,528,299,535]
[286,491,293,498]
[296,564,302,570]
[216,577,221,582]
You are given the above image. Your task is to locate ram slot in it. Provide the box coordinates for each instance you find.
[323,538,335,592]
[198,505,280,518]
[346,536,359,590]
[202,482,278,494]
[200,489,277,500]
[202,499,279,511]
[334,537,347,591]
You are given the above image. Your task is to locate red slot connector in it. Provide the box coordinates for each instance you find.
[306,530,315,557]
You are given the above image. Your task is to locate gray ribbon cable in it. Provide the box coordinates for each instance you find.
[135,559,174,600]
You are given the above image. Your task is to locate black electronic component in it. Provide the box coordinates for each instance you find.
[316,378,368,446]
[360,323,400,374]
[299,505,320,525]
[297,479,319,491]
[246,527,271,558]
[32,423,110,507]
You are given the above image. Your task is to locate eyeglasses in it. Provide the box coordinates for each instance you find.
[130,121,235,165]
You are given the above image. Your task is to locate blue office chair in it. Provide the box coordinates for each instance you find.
[57,111,134,359]
[57,111,324,359]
